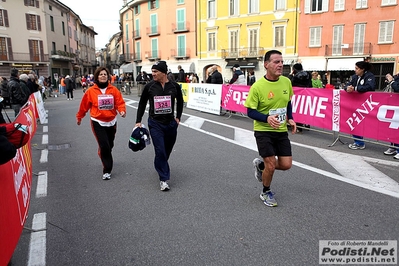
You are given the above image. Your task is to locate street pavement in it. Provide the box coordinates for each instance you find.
[8,87,399,266]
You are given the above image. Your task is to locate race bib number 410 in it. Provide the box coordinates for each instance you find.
[269,107,287,123]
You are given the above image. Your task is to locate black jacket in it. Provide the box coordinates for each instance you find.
[8,77,25,104]
[177,69,185,83]
[289,71,312,88]
[211,70,223,84]
[345,71,376,92]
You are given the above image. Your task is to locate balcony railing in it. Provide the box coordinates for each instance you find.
[172,21,189,33]
[221,47,265,59]
[0,52,49,62]
[170,48,190,59]
[325,43,372,57]
[146,26,160,36]
[51,50,76,61]
[145,50,161,61]
[133,52,142,62]
[134,30,141,40]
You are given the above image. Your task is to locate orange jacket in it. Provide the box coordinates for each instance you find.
[60,78,65,86]
[76,83,126,123]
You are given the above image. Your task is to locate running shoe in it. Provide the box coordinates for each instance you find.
[394,153,399,160]
[252,158,263,182]
[384,148,397,155]
[160,181,170,191]
[260,191,277,207]
[348,143,365,150]
[102,173,111,180]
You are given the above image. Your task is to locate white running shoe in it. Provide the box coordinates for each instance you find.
[252,158,263,182]
[160,181,170,191]
[384,147,397,155]
[102,173,111,180]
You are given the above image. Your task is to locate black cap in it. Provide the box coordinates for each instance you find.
[233,64,240,68]
[152,61,168,74]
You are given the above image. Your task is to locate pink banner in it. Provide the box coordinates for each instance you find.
[221,84,248,113]
[0,95,38,266]
[220,85,399,143]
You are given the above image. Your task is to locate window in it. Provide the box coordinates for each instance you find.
[309,27,322,47]
[49,5,52,10]
[249,0,259,13]
[177,9,185,31]
[356,0,367,8]
[62,21,65,35]
[354,23,365,54]
[52,42,56,53]
[208,32,216,52]
[0,9,9,27]
[125,24,129,40]
[208,0,216,18]
[177,0,184,4]
[304,0,329,13]
[24,0,39,8]
[135,19,140,38]
[378,21,394,43]
[68,26,72,38]
[275,0,286,10]
[381,0,396,5]
[248,29,258,55]
[136,42,141,60]
[229,0,239,16]
[26,14,41,31]
[229,30,239,56]
[125,13,128,20]
[28,39,44,61]
[50,16,54,31]
[151,38,158,58]
[149,0,158,10]
[126,43,129,58]
[0,37,12,61]
[332,25,343,55]
[177,35,186,57]
[64,45,66,52]
[67,13,70,22]
[274,26,284,47]
[334,0,345,11]
[150,14,157,34]
[134,6,140,15]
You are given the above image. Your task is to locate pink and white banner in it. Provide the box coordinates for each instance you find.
[217,84,399,143]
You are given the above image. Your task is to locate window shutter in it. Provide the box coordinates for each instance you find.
[28,40,34,61]
[304,0,310,14]
[37,15,41,31]
[4,10,8,27]
[322,0,329,12]
[26,14,31,30]
[148,1,151,10]
[156,0,159,8]
[7,37,13,61]
[39,40,44,61]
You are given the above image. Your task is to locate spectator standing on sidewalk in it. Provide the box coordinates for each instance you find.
[135,61,184,191]
[76,67,126,180]
[383,72,399,159]
[344,61,376,150]
[244,50,297,207]
[177,65,185,83]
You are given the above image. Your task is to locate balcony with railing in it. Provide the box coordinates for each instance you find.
[133,52,142,63]
[146,25,160,36]
[145,50,161,61]
[172,21,189,33]
[0,52,49,63]
[221,47,265,59]
[170,48,190,59]
[51,50,76,61]
[325,43,372,57]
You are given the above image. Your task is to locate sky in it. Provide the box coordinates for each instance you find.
[62,0,123,50]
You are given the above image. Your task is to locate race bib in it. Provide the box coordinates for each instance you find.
[269,107,287,123]
[98,94,114,110]
[154,95,172,114]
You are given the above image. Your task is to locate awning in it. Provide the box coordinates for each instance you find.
[225,59,259,68]
[119,63,133,73]
[140,62,195,74]
[301,58,327,71]
[283,59,294,65]
[327,58,364,71]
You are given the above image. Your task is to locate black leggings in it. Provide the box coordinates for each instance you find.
[90,120,117,174]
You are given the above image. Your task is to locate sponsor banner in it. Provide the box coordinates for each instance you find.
[221,84,248,113]
[187,83,221,115]
[291,87,334,130]
[319,240,397,264]
[0,95,38,266]
[339,91,399,143]
[33,91,47,124]
[178,82,189,103]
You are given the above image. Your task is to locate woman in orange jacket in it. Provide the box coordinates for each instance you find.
[76,67,126,180]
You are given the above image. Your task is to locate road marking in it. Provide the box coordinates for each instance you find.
[40,149,48,163]
[36,171,48,198]
[43,126,48,133]
[27,212,46,266]
[42,134,48,145]
[125,102,399,198]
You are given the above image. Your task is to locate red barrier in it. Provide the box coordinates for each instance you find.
[0,96,38,266]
